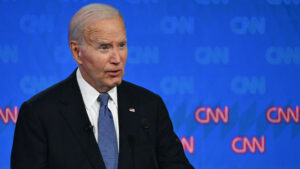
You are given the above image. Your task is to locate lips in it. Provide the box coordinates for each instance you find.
[107,69,121,76]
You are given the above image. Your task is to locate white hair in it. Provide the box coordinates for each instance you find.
[68,3,122,44]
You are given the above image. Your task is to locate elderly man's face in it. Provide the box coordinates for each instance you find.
[73,15,127,93]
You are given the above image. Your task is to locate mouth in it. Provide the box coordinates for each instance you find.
[107,69,122,76]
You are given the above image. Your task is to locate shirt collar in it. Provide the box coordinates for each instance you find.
[76,68,118,109]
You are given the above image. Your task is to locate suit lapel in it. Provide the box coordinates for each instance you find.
[58,72,140,169]
[117,81,141,169]
[58,71,106,169]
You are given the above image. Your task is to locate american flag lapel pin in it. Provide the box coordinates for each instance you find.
[129,108,135,112]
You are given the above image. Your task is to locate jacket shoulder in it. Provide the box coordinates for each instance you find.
[119,80,161,102]
[25,73,75,105]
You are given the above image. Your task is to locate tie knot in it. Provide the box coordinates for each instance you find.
[98,93,110,107]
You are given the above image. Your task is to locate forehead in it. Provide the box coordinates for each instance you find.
[83,16,126,42]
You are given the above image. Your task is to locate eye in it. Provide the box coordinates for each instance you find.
[99,44,110,51]
[119,42,126,48]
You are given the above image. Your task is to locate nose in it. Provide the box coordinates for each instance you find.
[111,48,121,64]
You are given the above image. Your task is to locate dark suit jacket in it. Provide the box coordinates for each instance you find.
[11,70,194,169]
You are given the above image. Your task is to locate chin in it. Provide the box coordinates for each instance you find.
[113,74,124,84]
[113,79,123,86]
[108,78,122,88]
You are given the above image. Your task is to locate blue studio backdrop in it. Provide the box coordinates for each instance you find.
[1,0,300,169]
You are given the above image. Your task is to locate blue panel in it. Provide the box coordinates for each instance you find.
[1,0,299,169]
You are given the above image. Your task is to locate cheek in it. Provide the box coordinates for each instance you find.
[82,56,94,65]
[81,57,104,76]
[83,57,98,71]
[82,52,104,69]
[93,59,107,72]
[121,50,128,63]
[80,50,96,65]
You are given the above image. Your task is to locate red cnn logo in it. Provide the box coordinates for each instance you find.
[194,106,229,124]
[181,136,195,154]
[266,106,299,124]
[231,136,265,154]
[0,106,19,124]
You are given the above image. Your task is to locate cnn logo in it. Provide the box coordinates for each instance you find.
[194,106,229,124]
[266,106,299,124]
[231,136,265,154]
[181,136,195,154]
[0,106,18,124]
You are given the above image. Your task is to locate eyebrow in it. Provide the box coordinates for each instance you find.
[97,41,112,45]
[97,40,127,45]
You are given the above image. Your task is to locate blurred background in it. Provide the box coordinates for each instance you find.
[1,0,300,169]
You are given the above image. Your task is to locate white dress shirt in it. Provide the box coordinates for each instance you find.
[76,69,119,150]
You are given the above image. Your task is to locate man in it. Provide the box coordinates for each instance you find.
[11,3,194,169]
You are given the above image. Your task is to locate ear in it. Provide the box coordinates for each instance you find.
[69,40,83,64]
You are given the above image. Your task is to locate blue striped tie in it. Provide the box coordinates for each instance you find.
[98,93,118,169]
